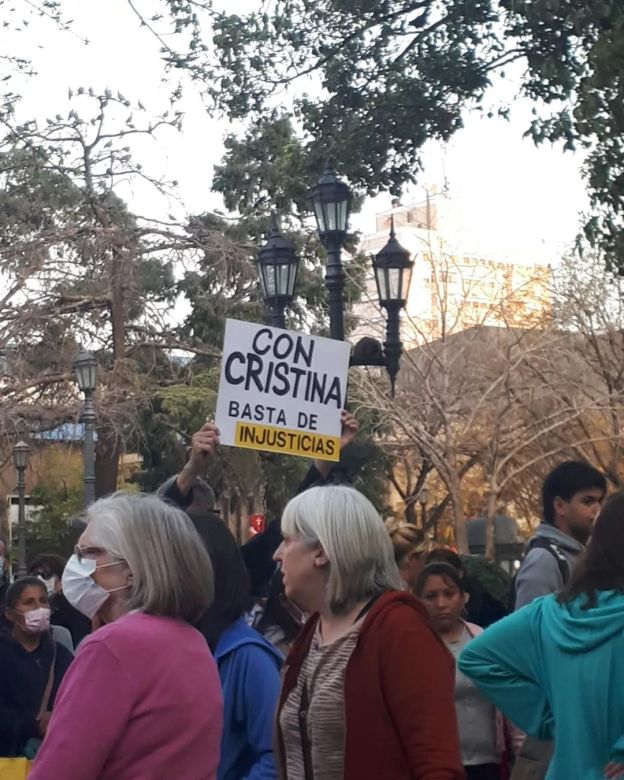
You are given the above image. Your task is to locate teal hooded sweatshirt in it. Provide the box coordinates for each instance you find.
[458,590,624,779]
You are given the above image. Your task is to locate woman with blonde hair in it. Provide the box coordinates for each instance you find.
[274,485,463,780]
[386,519,428,591]
[29,493,223,780]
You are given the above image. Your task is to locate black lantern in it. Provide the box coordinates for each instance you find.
[311,165,352,245]
[12,440,30,470]
[372,217,414,308]
[73,350,98,394]
[256,219,299,328]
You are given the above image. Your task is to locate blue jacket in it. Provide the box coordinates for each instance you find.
[215,618,283,780]
[459,591,624,778]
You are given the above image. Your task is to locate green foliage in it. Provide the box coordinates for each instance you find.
[154,0,624,266]
[26,482,82,562]
[207,0,501,196]
[461,554,511,603]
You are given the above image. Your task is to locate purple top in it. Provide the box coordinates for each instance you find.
[29,612,223,780]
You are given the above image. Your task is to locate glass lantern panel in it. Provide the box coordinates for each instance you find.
[262,264,277,298]
[313,199,327,234]
[388,267,402,300]
[374,266,389,302]
[401,265,414,301]
[275,263,291,297]
[335,199,349,233]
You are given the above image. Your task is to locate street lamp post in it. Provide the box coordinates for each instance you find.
[13,440,30,579]
[73,350,98,507]
[311,166,351,341]
[255,166,415,392]
[256,218,300,329]
[370,216,415,394]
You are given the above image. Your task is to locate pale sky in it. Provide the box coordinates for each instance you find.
[4,0,589,266]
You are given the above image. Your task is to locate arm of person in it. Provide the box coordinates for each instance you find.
[28,639,134,780]
[458,603,554,741]
[308,411,359,482]
[380,608,464,779]
[514,549,563,610]
[163,422,220,507]
[238,645,282,780]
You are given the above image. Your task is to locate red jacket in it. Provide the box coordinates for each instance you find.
[275,590,463,780]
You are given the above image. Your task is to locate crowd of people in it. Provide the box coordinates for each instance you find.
[0,414,623,779]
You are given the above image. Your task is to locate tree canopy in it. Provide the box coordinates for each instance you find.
[146,0,624,266]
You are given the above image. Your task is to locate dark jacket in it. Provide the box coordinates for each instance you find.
[275,591,463,780]
[50,592,91,648]
[465,579,508,628]
[240,464,335,595]
[0,628,73,756]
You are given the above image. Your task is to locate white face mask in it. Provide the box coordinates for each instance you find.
[62,555,128,620]
[20,607,51,634]
[38,575,58,596]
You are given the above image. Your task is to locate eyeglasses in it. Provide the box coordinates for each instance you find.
[74,545,106,563]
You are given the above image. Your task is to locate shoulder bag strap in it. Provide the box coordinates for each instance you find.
[298,679,314,780]
[37,642,57,719]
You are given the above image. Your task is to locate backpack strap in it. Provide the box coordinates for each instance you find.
[37,642,57,719]
[526,537,570,584]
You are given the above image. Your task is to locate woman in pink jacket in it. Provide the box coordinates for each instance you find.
[29,492,223,780]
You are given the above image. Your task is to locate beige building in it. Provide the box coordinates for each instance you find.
[354,195,551,346]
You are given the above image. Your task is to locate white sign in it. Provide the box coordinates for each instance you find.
[215,319,350,461]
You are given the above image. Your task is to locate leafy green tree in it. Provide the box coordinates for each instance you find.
[147,0,624,266]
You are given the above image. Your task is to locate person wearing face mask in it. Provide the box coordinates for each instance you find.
[0,577,73,758]
[28,492,223,780]
[28,553,91,649]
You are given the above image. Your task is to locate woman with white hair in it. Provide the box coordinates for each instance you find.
[274,485,463,780]
[29,493,223,780]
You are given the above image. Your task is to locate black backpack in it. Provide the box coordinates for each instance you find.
[508,536,570,610]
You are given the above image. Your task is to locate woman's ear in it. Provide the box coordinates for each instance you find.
[313,545,329,568]
[463,590,471,607]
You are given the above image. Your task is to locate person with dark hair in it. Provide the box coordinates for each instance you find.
[513,460,606,611]
[187,509,283,780]
[0,577,72,757]
[252,569,302,656]
[459,491,624,779]
[28,553,91,649]
[424,549,508,628]
[416,563,505,780]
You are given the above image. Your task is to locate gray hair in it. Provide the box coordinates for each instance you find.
[281,485,402,614]
[85,492,214,624]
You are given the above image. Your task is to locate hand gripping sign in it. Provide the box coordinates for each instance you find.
[215,319,350,462]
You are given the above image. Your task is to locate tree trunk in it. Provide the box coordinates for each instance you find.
[95,427,121,498]
[484,480,498,561]
[446,428,469,554]
[405,499,418,525]
[101,244,131,494]
[450,470,469,554]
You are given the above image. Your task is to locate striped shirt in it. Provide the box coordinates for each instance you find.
[280,621,361,780]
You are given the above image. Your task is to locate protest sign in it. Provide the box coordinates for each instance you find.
[215,319,350,461]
